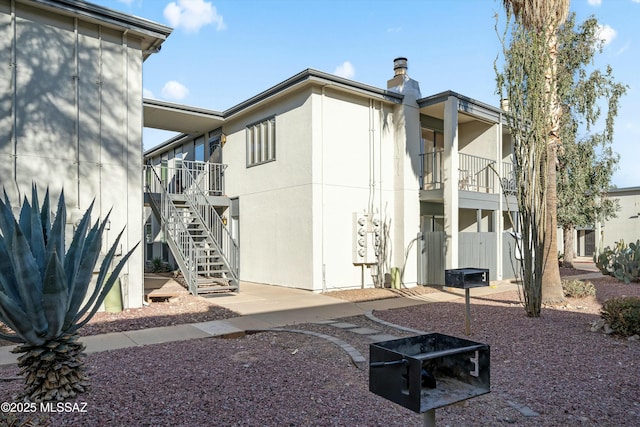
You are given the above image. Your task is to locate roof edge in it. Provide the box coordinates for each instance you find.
[223,69,403,117]
[26,0,172,40]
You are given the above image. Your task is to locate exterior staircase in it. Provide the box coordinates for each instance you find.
[144,160,239,294]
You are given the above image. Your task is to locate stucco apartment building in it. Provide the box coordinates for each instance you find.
[3,0,520,304]
[0,0,171,308]
[592,187,640,253]
[144,59,520,294]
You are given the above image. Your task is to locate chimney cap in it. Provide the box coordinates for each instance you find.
[393,57,408,75]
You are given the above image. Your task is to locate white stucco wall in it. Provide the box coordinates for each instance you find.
[459,120,497,159]
[311,88,398,291]
[0,2,145,308]
[224,88,314,288]
[223,82,418,292]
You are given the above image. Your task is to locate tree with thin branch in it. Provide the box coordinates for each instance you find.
[555,14,627,266]
[496,0,569,316]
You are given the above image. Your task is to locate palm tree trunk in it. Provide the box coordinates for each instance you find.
[541,24,566,304]
[563,224,575,268]
[542,143,564,302]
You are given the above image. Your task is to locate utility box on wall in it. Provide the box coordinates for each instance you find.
[352,212,380,265]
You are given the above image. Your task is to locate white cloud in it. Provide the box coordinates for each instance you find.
[587,0,602,6]
[387,26,403,33]
[632,0,640,3]
[596,24,616,46]
[164,0,226,33]
[161,81,189,100]
[142,88,155,99]
[334,61,355,79]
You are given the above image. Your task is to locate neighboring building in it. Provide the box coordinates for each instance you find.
[596,187,640,251]
[0,0,171,308]
[144,58,519,293]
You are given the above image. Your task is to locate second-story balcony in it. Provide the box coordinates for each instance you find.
[420,151,515,196]
[144,159,227,197]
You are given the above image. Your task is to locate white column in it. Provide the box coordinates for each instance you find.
[443,96,459,269]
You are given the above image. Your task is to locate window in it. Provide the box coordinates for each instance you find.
[209,135,222,164]
[246,117,276,167]
[195,138,205,162]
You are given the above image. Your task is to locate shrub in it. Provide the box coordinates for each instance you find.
[594,240,640,284]
[600,297,640,337]
[151,257,170,272]
[562,279,596,298]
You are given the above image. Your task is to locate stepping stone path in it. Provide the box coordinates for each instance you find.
[311,319,402,343]
[255,314,427,368]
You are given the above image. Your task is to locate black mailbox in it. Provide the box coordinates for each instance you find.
[445,268,489,289]
[369,333,490,414]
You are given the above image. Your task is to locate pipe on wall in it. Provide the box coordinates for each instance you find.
[74,17,80,208]
[10,0,17,194]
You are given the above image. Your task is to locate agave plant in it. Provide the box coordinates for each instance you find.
[0,185,137,402]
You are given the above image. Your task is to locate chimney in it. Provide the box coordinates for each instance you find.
[393,57,408,76]
[387,57,421,100]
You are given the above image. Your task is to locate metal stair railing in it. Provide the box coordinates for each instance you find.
[178,162,239,287]
[145,165,199,295]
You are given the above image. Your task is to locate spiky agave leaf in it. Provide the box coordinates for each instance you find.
[0,191,16,246]
[41,250,68,340]
[29,184,47,279]
[69,228,139,332]
[64,199,95,308]
[0,290,43,345]
[47,190,66,269]
[0,237,20,304]
[40,187,51,244]
[18,196,32,244]
[9,226,47,337]
[62,209,107,329]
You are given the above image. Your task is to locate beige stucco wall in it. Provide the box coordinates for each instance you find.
[311,87,399,290]
[223,82,419,292]
[224,88,314,288]
[0,1,144,308]
[459,120,497,160]
[601,189,640,248]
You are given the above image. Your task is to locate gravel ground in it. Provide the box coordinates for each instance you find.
[2,271,640,426]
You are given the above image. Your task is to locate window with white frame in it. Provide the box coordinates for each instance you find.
[246,117,276,167]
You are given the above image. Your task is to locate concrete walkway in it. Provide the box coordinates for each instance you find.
[0,260,601,367]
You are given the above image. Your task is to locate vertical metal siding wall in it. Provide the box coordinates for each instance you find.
[501,232,520,280]
[458,232,497,278]
[418,232,446,286]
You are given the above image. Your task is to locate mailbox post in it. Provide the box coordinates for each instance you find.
[444,268,489,335]
[370,333,490,426]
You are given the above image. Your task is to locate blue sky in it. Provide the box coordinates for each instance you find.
[93,0,639,188]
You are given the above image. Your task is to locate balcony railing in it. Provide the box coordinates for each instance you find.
[501,161,517,195]
[144,160,227,196]
[420,149,444,190]
[458,153,496,193]
[421,151,515,195]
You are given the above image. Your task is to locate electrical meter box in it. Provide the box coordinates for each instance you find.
[352,212,380,265]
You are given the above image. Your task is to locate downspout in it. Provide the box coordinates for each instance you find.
[368,99,375,215]
[321,86,326,292]
[73,17,80,208]
[379,101,384,229]
[121,29,129,304]
[98,25,103,216]
[10,0,17,193]
[497,115,503,280]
